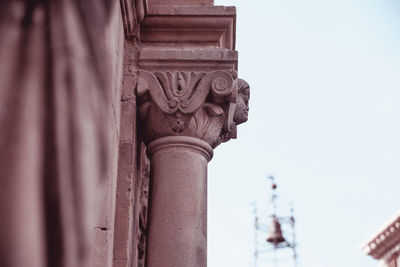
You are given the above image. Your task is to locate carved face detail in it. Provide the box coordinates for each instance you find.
[234,78,250,124]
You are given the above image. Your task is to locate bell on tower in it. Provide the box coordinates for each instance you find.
[266,217,286,246]
[253,175,298,267]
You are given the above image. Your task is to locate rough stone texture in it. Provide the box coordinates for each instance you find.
[112,41,138,267]
[90,1,125,267]
[131,144,151,267]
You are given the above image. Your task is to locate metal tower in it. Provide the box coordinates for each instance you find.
[253,175,298,267]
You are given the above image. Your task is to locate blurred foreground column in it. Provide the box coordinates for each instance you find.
[0,1,121,267]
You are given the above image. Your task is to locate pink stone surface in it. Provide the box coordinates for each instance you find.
[145,136,212,267]
[130,144,151,267]
[113,143,135,267]
[112,41,138,267]
[138,47,238,71]
[90,1,125,267]
[142,5,236,49]
[136,6,243,262]
[0,1,124,267]
[148,0,214,5]
[0,0,244,266]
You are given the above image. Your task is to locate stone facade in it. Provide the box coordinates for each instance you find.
[0,0,248,267]
[362,212,400,267]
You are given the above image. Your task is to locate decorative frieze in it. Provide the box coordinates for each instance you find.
[362,212,400,260]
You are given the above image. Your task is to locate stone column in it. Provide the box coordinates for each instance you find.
[118,2,247,266]
[146,136,211,266]
[136,67,249,266]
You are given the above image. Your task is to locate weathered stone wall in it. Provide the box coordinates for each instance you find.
[112,41,140,267]
[90,1,125,266]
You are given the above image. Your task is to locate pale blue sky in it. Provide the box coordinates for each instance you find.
[209,1,400,266]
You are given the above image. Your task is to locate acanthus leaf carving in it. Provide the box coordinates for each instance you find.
[188,103,225,147]
[137,69,248,148]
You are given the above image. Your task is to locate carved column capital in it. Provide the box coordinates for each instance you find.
[137,69,244,148]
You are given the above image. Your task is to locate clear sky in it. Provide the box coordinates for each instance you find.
[209,1,400,266]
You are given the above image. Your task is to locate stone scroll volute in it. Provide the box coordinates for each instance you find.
[137,70,243,148]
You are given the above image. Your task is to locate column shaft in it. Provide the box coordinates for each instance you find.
[145,136,213,267]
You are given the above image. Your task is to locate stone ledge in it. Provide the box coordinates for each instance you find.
[148,0,214,5]
[141,5,236,49]
[147,5,235,16]
[138,47,238,71]
[362,211,400,259]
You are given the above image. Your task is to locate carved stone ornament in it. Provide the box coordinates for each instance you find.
[137,70,240,148]
[136,150,150,267]
[228,78,250,139]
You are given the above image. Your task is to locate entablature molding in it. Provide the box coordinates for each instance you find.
[141,5,235,49]
[138,47,238,71]
[362,212,400,260]
[121,0,236,49]
[147,0,214,5]
[120,0,147,40]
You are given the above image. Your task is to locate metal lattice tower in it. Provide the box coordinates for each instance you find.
[253,175,298,267]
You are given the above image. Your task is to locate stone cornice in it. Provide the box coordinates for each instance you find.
[362,211,400,260]
[120,0,236,50]
[147,0,214,5]
[138,47,238,71]
[141,5,236,49]
[120,0,147,40]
